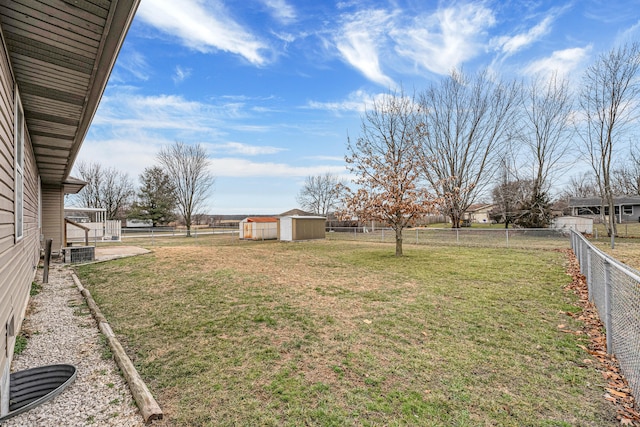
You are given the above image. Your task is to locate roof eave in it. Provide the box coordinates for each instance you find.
[64,0,141,182]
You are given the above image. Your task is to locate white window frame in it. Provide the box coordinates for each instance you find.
[623,205,633,215]
[14,87,24,241]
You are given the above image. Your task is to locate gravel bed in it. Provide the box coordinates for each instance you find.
[3,264,144,427]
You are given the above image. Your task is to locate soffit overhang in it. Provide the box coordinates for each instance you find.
[0,0,140,185]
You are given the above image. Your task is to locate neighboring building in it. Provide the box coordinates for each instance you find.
[569,196,640,223]
[0,1,139,416]
[279,216,326,241]
[239,217,278,240]
[552,216,594,234]
[464,204,495,223]
[126,219,154,228]
[279,208,316,217]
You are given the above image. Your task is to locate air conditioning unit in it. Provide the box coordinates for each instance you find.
[62,246,95,264]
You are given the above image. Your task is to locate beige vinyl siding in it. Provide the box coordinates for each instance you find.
[41,184,63,253]
[0,28,39,384]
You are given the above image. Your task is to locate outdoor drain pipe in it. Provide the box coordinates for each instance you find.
[71,272,163,424]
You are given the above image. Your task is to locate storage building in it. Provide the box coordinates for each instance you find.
[552,216,594,234]
[279,216,326,241]
[239,217,279,240]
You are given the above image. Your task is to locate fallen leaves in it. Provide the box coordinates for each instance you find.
[562,249,640,425]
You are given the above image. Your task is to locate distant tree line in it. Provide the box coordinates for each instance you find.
[315,42,640,255]
[69,141,214,237]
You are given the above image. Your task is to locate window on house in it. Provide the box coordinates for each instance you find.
[623,205,633,215]
[15,89,24,241]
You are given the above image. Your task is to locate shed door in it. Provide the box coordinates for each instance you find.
[243,223,253,239]
[280,218,292,241]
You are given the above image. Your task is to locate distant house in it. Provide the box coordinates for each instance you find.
[569,196,640,223]
[0,0,139,416]
[465,204,495,223]
[239,217,278,240]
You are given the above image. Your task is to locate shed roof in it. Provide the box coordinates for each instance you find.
[279,208,315,217]
[467,203,494,212]
[245,217,278,223]
[0,0,140,185]
[282,215,326,220]
[569,196,640,207]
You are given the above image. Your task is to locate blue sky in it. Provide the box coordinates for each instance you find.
[78,0,640,214]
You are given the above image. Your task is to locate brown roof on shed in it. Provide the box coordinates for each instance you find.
[246,217,278,223]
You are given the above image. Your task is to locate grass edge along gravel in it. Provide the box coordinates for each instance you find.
[77,240,618,426]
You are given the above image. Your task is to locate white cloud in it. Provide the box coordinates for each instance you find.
[304,155,344,162]
[306,89,380,113]
[260,0,296,24]
[525,46,591,77]
[137,0,269,65]
[493,15,553,56]
[616,19,640,45]
[391,3,496,75]
[116,50,150,81]
[77,135,165,180]
[210,157,345,177]
[209,142,286,156]
[334,9,396,87]
[173,65,192,83]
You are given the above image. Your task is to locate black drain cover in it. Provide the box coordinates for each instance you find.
[0,364,76,423]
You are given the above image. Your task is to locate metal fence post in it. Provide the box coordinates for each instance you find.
[506,229,509,248]
[416,228,418,245]
[456,228,459,245]
[603,259,613,355]
[586,246,592,301]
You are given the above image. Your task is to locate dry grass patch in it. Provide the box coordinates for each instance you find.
[592,240,640,271]
[77,240,617,426]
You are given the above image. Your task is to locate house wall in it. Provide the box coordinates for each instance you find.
[572,205,640,223]
[470,211,491,223]
[0,31,40,415]
[42,185,63,252]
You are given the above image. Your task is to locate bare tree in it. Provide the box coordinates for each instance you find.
[157,142,214,237]
[578,42,640,243]
[340,90,436,256]
[559,171,600,199]
[612,150,640,196]
[72,161,134,220]
[416,70,520,227]
[520,72,573,201]
[296,173,344,215]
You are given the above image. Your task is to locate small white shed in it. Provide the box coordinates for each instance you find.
[239,217,279,240]
[552,216,594,234]
[279,216,326,241]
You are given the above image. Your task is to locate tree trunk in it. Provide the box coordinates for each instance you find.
[395,227,403,256]
[450,213,460,228]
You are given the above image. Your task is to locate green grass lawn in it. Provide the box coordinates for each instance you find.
[76,239,616,426]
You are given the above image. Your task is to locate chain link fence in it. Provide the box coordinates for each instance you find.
[571,230,640,403]
[326,227,570,249]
